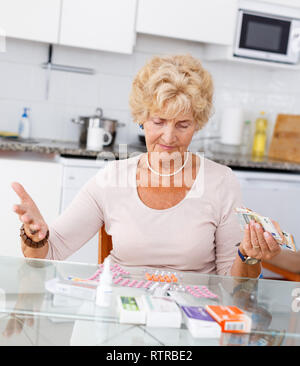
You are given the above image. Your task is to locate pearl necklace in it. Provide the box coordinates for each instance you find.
[146,151,190,177]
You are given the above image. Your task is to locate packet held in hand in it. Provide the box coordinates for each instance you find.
[235,207,296,252]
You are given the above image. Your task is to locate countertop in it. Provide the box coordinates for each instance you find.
[0,137,300,172]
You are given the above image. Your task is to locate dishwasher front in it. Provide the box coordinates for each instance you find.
[233,169,300,278]
[59,156,108,264]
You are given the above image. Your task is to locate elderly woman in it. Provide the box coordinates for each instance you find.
[12,54,281,277]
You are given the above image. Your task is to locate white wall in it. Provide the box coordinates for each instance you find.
[0,34,300,147]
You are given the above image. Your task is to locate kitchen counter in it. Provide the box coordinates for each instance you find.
[204,151,300,173]
[0,137,148,160]
[0,137,114,158]
[0,137,300,172]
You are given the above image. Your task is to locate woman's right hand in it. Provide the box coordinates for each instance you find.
[11,182,48,243]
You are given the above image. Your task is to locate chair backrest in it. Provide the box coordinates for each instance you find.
[98,225,113,264]
[98,227,300,280]
[262,261,300,281]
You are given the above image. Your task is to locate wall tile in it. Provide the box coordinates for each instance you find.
[28,102,66,140]
[64,72,99,107]
[0,38,47,65]
[98,73,132,111]
[135,34,204,58]
[0,100,28,132]
[94,51,135,76]
[1,35,300,145]
[0,62,35,100]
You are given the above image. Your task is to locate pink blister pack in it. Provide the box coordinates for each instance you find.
[66,263,219,300]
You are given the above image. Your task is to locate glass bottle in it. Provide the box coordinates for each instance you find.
[252,111,268,161]
[240,120,252,156]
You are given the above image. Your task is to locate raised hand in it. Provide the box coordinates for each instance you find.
[240,219,282,261]
[11,182,48,243]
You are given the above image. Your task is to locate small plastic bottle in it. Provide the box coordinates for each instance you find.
[18,107,31,139]
[252,111,268,160]
[240,120,252,155]
[96,257,113,307]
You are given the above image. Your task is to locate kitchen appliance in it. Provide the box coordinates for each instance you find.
[59,156,109,264]
[268,114,300,164]
[234,0,300,64]
[71,108,125,148]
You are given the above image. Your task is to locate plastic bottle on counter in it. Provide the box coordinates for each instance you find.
[96,257,113,307]
[252,111,268,160]
[240,120,252,155]
[18,107,31,139]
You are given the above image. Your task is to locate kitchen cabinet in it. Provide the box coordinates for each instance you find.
[0,0,61,43]
[59,0,137,54]
[258,0,300,8]
[136,0,238,46]
[0,153,63,258]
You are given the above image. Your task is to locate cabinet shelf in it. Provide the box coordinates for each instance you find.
[203,44,300,70]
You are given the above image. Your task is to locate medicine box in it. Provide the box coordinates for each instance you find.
[181,306,221,338]
[142,295,182,328]
[117,296,146,325]
[45,278,96,301]
[205,305,252,333]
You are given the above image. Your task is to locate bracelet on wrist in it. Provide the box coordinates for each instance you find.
[20,224,49,249]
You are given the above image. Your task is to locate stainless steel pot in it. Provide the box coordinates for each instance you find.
[71,108,125,147]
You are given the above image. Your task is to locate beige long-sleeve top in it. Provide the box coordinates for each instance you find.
[46,153,244,275]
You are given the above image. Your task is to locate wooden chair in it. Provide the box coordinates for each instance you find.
[98,226,300,281]
[98,225,113,264]
[262,261,300,282]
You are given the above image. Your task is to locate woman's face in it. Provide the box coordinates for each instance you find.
[143,110,197,154]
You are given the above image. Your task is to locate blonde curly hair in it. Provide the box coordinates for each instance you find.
[129,54,214,131]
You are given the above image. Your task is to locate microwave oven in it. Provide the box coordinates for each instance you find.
[234,9,300,64]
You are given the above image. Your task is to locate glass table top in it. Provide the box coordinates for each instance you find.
[0,255,299,346]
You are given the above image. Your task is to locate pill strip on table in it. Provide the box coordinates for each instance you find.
[201,286,218,298]
[135,280,145,288]
[142,281,153,288]
[186,285,217,298]
[119,279,130,286]
[113,276,123,285]
[87,268,102,280]
[127,280,138,287]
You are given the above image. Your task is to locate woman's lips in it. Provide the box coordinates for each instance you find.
[159,144,175,150]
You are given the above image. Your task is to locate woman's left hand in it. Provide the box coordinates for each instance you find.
[239,219,282,261]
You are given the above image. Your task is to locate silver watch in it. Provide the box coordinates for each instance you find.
[238,248,261,265]
[244,257,261,265]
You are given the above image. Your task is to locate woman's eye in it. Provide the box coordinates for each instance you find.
[178,124,189,129]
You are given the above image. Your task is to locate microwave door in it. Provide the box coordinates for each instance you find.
[234,11,296,63]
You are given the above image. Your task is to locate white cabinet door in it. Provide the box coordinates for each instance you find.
[136,0,238,45]
[59,0,137,54]
[0,0,61,43]
[0,156,63,257]
[257,0,300,8]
